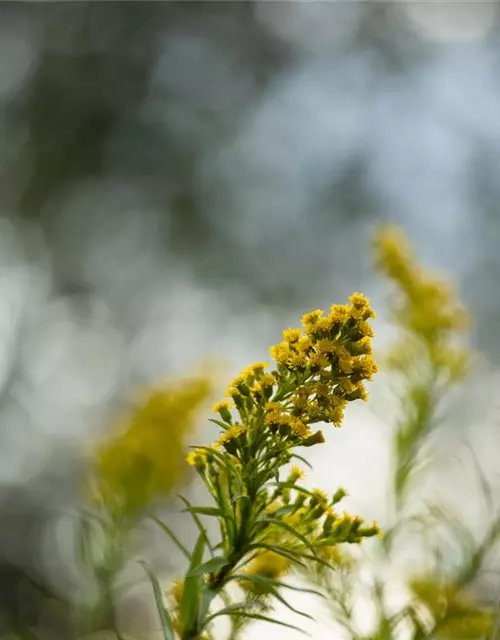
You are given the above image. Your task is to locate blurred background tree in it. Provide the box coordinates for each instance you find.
[1,2,500,639]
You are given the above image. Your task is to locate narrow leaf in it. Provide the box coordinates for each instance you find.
[228,572,327,600]
[231,574,314,620]
[187,555,230,578]
[180,532,206,635]
[247,542,306,569]
[182,506,233,520]
[177,494,215,554]
[290,453,313,470]
[208,417,231,430]
[259,516,317,556]
[206,611,308,635]
[151,515,191,561]
[140,561,175,640]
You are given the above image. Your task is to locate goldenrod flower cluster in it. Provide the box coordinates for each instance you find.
[182,296,380,601]
[410,577,493,639]
[373,225,468,382]
[196,293,377,466]
[240,473,380,593]
[90,376,212,521]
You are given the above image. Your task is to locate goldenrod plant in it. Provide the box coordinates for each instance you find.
[142,294,382,640]
[373,225,469,519]
[299,226,500,640]
[76,376,213,637]
[73,224,500,640]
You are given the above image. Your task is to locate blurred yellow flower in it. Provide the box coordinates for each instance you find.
[241,551,292,592]
[374,224,469,382]
[88,375,212,521]
[410,577,493,639]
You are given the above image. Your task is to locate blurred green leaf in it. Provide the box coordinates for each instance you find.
[151,515,191,561]
[180,532,206,636]
[187,556,230,578]
[140,561,175,640]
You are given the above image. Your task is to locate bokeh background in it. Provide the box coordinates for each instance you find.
[1,2,500,638]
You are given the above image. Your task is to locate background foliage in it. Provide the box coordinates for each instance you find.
[1,3,500,639]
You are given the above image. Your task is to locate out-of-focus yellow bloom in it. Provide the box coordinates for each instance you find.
[240,551,292,593]
[169,578,184,607]
[374,225,469,382]
[89,375,212,521]
[289,465,305,482]
[410,577,493,639]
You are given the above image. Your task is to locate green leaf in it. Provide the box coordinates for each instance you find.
[258,515,318,556]
[193,445,246,497]
[208,417,230,430]
[205,602,309,635]
[177,494,215,555]
[246,542,306,569]
[230,573,314,620]
[227,573,326,599]
[463,440,494,513]
[231,492,251,505]
[182,505,233,520]
[272,579,327,599]
[212,471,235,516]
[75,514,94,568]
[140,561,175,640]
[187,555,230,578]
[271,481,321,501]
[197,585,215,630]
[151,515,191,560]
[180,531,206,636]
[290,453,313,470]
[253,540,335,573]
[273,505,297,518]
[201,601,266,627]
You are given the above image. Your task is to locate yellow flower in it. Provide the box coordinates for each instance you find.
[316,339,336,355]
[330,404,345,426]
[357,321,375,338]
[349,294,376,321]
[265,401,283,412]
[313,317,333,334]
[311,489,328,506]
[169,578,184,606]
[289,418,310,439]
[302,309,324,328]
[329,303,351,323]
[291,391,308,411]
[309,352,330,369]
[269,343,291,365]
[271,342,308,369]
[89,375,212,520]
[214,400,233,413]
[355,355,378,380]
[217,424,247,452]
[227,384,242,398]
[296,336,312,353]
[260,373,276,387]
[265,409,284,426]
[337,349,354,374]
[283,328,302,343]
[287,350,308,369]
[242,551,292,584]
[290,465,306,481]
[213,400,234,423]
[187,448,206,467]
[337,377,357,395]
[374,224,469,383]
[242,362,269,378]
